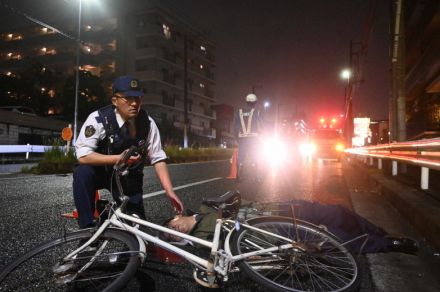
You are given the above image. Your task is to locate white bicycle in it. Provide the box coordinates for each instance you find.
[0,143,361,292]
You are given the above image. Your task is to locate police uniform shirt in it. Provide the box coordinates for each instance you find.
[75,109,167,164]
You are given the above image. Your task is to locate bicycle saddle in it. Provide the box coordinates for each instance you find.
[202,191,241,218]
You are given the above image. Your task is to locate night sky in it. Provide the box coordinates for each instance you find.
[1,0,391,123]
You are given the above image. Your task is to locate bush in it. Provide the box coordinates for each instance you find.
[26,147,77,174]
[25,145,232,174]
[165,146,232,163]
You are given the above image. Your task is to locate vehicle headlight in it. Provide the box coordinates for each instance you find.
[335,143,345,152]
[261,137,288,165]
[300,143,317,157]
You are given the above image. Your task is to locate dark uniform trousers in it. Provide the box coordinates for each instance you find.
[73,165,145,228]
[237,136,259,167]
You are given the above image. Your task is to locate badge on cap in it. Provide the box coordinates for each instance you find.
[130,80,138,88]
[84,125,96,138]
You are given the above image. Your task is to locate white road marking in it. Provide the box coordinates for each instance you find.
[143,177,222,199]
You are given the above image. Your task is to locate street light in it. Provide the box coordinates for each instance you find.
[340,69,351,81]
[73,0,83,146]
[264,101,270,110]
[340,68,353,147]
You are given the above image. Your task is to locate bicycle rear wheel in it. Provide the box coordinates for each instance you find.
[0,228,140,292]
[230,216,360,292]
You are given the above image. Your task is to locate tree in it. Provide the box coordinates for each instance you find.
[60,70,107,121]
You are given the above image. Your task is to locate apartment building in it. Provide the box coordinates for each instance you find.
[403,0,440,138]
[0,2,216,142]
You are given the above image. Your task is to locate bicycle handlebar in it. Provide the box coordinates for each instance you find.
[114,139,147,172]
[112,140,147,205]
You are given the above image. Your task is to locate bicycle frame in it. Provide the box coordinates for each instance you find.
[63,206,296,279]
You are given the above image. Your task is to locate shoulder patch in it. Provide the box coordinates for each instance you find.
[84,125,96,138]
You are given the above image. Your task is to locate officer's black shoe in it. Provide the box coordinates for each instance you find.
[386,236,419,255]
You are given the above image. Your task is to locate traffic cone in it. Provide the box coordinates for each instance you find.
[227,148,238,179]
[61,190,101,219]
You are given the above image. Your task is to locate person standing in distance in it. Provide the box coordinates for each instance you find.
[234,93,264,181]
[73,75,184,228]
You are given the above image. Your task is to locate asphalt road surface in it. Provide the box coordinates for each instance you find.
[1,159,439,291]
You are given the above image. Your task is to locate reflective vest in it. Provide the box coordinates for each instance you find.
[238,108,259,138]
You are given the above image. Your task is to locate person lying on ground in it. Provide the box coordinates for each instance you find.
[161,199,419,254]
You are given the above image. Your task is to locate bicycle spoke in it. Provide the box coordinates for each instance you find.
[232,217,359,292]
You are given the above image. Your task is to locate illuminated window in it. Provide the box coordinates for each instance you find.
[41,47,47,53]
[6,72,12,76]
[47,107,55,115]
[9,53,22,60]
[162,24,171,39]
[7,34,12,40]
[48,89,55,98]
[199,83,205,88]
[85,25,92,31]
[200,45,207,54]
[41,67,46,72]
[41,87,46,93]
[41,27,48,33]
[199,64,204,69]
[46,49,56,55]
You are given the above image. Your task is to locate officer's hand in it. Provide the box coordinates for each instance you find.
[127,154,140,166]
[169,196,184,214]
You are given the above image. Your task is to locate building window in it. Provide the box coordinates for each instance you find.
[136,36,150,49]
[188,99,193,112]
[135,59,149,71]
[5,33,23,41]
[162,69,176,85]
[8,53,22,60]
[162,91,175,107]
[163,24,171,40]
[200,45,207,54]
[199,83,205,88]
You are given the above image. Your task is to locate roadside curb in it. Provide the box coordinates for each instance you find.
[351,161,440,249]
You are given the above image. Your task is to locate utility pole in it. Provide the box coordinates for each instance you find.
[183,34,189,148]
[344,40,357,147]
[391,0,406,142]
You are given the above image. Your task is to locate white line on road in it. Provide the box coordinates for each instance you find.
[143,177,222,199]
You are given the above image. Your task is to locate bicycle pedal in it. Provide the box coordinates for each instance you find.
[193,269,219,288]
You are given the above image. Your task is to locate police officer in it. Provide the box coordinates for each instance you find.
[234,93,263,181]
[73,75,184,228]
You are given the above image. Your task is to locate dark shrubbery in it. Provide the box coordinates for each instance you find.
[22,147,77,174]
[22,146,232,174]
[165,146,232,163]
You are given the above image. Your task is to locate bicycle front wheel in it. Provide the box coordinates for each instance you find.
[0,228,140,292]
[230,216,360,292]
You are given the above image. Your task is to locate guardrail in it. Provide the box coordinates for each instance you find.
[345,138,440,190]
[0,144,70,160]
